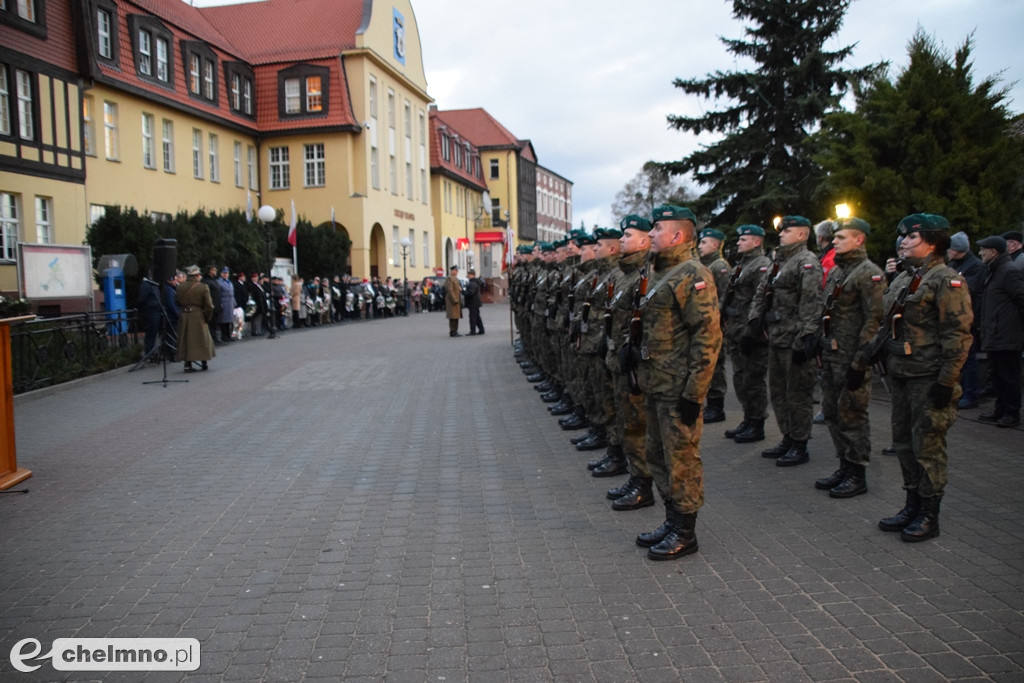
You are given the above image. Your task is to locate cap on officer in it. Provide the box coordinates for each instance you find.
[651,205,697,224]
[620,214,652,232]
[833,216,871,235]
[735,224,765,237]
[699,228,726,242]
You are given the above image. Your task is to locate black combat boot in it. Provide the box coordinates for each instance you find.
[814,461,848,490]
[878,490,921,532]
[592,447,628,477]
[776,439,809,467]
[761,434,793,458]
[559,406,585,428]
[734,419,766,443]
[607,476,638,500]
[534,379,554,392]
[724,419,751,439]
[829,463,867,498]
[548,395,574,415]
[526,372,546,383]
[559,412,588,431]
[647,509,699,561]
[611,477,655,510]
[900,496,941,542]
[636,501,675,547]
[703,396,726,424]
[570,427,595,445]
[541,387,562,403]
[575,426,609,451]
[588,444,621,470]
[521,363,540,374]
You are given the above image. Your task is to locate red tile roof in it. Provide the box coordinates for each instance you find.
[429,109,487,191]
[435,108,537,163]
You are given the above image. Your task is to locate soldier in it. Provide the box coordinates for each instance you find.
[866,213,972,542]
[746,215,823,466]
[812,217,884,498]
[724,225,772,443]
[559,233,599,431]
[601,215,656,507]
[632,205,721,561]
[697,228,732,424]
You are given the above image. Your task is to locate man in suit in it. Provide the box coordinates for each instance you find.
[445,265,463,337]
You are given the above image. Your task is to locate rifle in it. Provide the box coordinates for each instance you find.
[758,259,781,339]
[602,279,615,342]
[816,274,847,367]
[720,263,743,331]
[576,271,600,351]
[564,268,578,329]
[624,253,653,394]
[865,265,924,381]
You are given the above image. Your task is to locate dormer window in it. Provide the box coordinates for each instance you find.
[129,15,173,88]
[181,41,217,104]
[1,0,46,38]
[224,62,254,118]
[277,64,329,119]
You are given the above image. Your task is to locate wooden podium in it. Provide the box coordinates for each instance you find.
[1,315,34,489]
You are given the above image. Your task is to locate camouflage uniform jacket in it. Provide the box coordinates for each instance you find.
[819,247,885,368]
[545,261,567,332]
[721,247,771,343]
[748,241,823,350]
[554,257,580,333]
[580,256,617,354]
[531,262,553,318]
[638,242,722,402]
[700,251,732,305]
[605,249,649,371]
[568,259,598,347]
[878,254,973,387]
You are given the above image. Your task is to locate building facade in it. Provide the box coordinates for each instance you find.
[535,164,572,245]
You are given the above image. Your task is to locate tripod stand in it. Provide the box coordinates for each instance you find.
[131,279,187,387]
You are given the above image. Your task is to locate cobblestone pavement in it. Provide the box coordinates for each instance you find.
[3,307,1023,681]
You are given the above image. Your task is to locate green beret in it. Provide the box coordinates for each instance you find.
[736,224,765,237]
[575,233,598,247]
[651,205,697,223]
[620,214,652,232]
[834,217,871,235]
[779,215,812,230]
[699,228,726,242]
[595,227,623,241]
[569,228,587,241]
[539,241,556,253]
[516,245,532,254]
[897,213,949,235]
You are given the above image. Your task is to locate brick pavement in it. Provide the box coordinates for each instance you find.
[2,307,1022,681]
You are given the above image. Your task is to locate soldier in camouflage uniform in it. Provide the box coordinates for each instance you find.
[723,225,772,443]
[559,233,600,431]
[601,215,656,507]
[526,243,556,382]
[697,228,733,424]
[867,214,972,543]
[811,217,884,498]
[633,205,721,561]
[535,238,573,400]
[746,215,823,467]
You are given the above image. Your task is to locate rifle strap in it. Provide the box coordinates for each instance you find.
[640,260,693,306]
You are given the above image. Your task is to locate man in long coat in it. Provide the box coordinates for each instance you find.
[445,265,463,337]
[175,265,216,372]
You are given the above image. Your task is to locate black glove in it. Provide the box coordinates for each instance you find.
[740,334,757,356]
[928,382,954,409]
[792,335,816,364]
[677,397,702,427]
[845,368,866,391]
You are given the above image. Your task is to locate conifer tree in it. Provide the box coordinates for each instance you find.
[662,0,877,225]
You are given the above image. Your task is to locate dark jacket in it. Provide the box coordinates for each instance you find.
[464,277,484,308]
[979,253,1024,351]
[948,251,987,331]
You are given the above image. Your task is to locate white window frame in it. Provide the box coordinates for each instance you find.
[82,96,94,155]
[189,54,201,95]
[247,145,256,190]
[233,141,242,187]
[97,9,112,59]
[103,101,118,160]
[284,78,300,114]
[1,192,19,261]
[1,68,13,137]
[208,133,219,182]
[161,119,174,173]
[192,128,202,179]
[269,146,289,190]
[305,76,322,112]
[138,30,152,76]
[408,228,416,267]
[156,37,169,82]
[141,113,155,169]
[203,60,214,100]
[231,74,241,111]
[16,0,35,22]
[16,69,33,140]
[242,78,252,115]
[304,143,325,188]
[34,195,51,244]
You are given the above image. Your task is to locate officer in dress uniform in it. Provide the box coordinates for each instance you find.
[697,228,732,424]
[633,206,721,561]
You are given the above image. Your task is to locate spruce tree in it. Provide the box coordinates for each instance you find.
[662,0,877,225]
[813,30,1024,259]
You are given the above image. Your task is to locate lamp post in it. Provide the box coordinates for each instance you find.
[257,204,279,339]
[835,202,851,220]
[400,236,411,315]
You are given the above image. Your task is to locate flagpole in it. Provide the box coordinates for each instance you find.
[506,218,514,347]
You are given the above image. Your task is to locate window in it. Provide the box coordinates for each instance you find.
[191,128,202,178]
[0,67,11,136]
[141,113,155,169]
[15,0,35,22]
[161,119,174,173]
[16,69,32,140]
[369,77,379,190]
[491,197,502,225]
[422,230,428,268]
[243,79,252,115]
[419,110,426,203]
[97,8,113,59]
[129,16,172,85]
[404,100,412,199]
[183,43,216,103]
[387,89,396,194]
[208,133,219,182]
[408,228,415,266]
[224,62,254,117]
[304,143,325,187]
[1,192,19,261]
[233,141,242,187]
[156,37,168,82]
[247,145,256,189]
[188,54,200,95]
[278,65,328,118]
[268,146,289,189]
[3,0,46,37]
[490,158,499,179]
[82,96,94,155]
[203,60,214,100]
[138,30,151,75]
[103,101,118,159]
[230,74,240,111]
[392,225,399,266]
[441,134,450,162]
[89,204,107,225]
[34,196,51,243]
[453,139,461,168]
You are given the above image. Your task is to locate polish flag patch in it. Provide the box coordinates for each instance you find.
[871,275,883,282]
[759,267,768,272]
[802,263,814,270]
[950,279,962,288]
[694,280,707,291]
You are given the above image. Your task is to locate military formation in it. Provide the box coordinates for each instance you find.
[509,207,973,558]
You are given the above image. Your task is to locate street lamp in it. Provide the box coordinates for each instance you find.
[257,204,279,339]
[400,236,412,315]
[835,203,851,219]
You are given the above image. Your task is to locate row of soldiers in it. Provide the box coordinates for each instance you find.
[510,208,972,559]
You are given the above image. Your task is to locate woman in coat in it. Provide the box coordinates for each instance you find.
[175,265,215,372]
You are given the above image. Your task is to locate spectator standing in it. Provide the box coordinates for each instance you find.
[947,231,988,409]
[136,271,162,359]
[175,265,215,372]
[445,266,463,337]
[976,235,1024,427]
[246,272,266,337]
[216,267,236,342]
[201,265,223,344]
[815,220,836,287]
[464,269,485,335]
[1002,230,1023,267]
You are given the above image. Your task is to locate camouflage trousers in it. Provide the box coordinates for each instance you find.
[582,353,615,428]
[726,338,769,420]
[890,375,959,498]
[820,358,872,466]
[707,346,728,401]
[613,372,648,477]
[768,348,816,441]
[644,397,705,514]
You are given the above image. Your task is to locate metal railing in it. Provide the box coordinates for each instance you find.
[9,310,141,394]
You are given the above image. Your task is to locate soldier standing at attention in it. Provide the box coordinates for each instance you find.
[746,216,823,467]
[697,228,733,424]
[812,217,884,498]
[634,205,721,561]
[871,214,972,542]
[724,225,772,443]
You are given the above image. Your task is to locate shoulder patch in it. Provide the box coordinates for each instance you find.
[949,279,962,288]
[802,263,814,270]
[759,267,768,272]
[871,274,883,282]
[694,280,707,291]
[719,267,729,273]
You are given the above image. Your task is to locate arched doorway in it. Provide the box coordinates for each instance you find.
[369,223,386,279]
[444,237,455,273]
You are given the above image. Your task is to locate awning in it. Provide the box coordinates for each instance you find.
[474,231,506,244]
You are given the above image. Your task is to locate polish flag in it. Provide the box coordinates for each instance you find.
[287,199,297,246]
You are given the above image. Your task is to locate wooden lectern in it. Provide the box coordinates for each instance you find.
[1,315,34,489]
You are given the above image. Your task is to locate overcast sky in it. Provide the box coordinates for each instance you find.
[192,0,1024,229]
